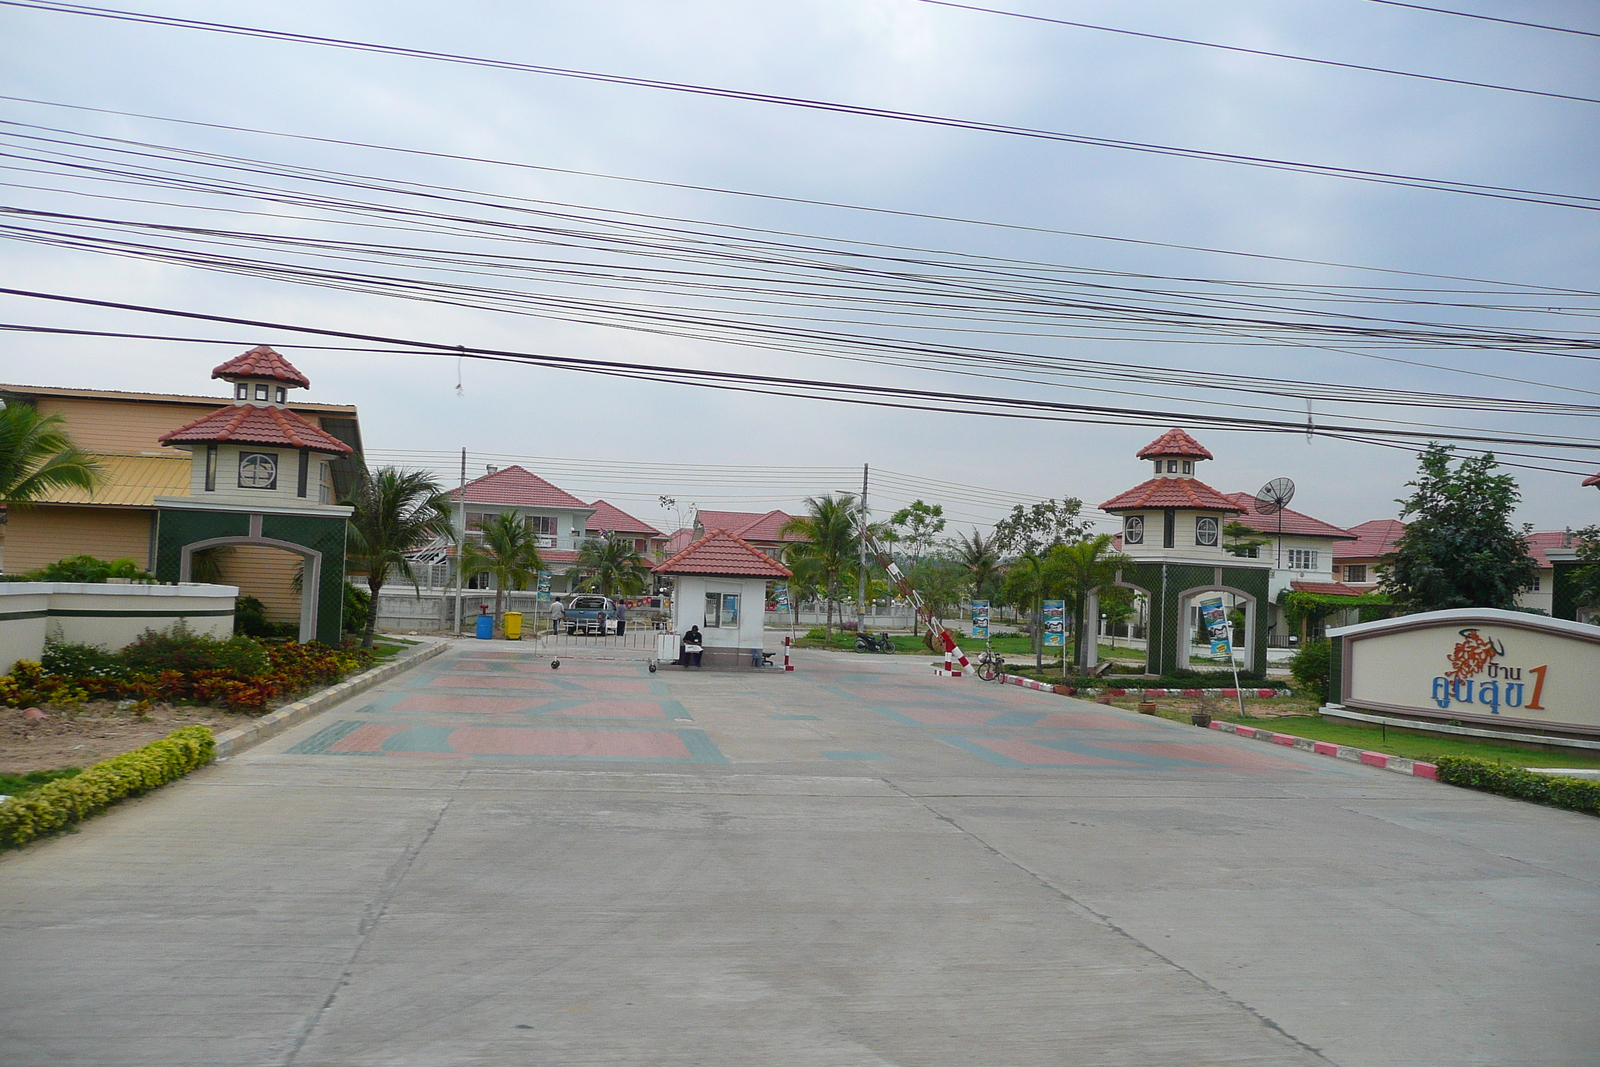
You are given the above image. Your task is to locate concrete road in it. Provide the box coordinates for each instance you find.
[2,640,1597,1066]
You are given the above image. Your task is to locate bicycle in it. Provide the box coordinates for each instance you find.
[975,646,1006,682]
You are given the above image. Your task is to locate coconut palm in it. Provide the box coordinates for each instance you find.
[780,492,860,636]
[1043,534,1130,672]
[0,403,100,572]
[568,533,650,597]
[344,466,455,648]
[461,512,545,633]
[952,528,1000,601]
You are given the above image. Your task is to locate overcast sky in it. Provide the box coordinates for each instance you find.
[2,0,1597,537]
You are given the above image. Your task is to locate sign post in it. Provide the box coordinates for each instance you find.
[1198,594,1246,716]
[1042,599,1066,676]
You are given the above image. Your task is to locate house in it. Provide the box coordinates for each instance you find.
[585,499,665,558]
[448,465,595,592]
[1331,519,1406,589]
[1221,491,1357,641]
[692,509,804,558]
[0,350,363,629]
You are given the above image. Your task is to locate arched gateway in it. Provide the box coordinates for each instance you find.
[151,347,355,644]
[1098,429,1271,676]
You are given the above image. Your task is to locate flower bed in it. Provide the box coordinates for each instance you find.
[1,628,373,714]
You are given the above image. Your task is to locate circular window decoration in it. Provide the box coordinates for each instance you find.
[1195,516,1219,546]
[238,452,278,490]
[1123,515,1145,545]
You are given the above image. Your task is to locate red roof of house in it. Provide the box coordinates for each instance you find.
[652,529,793,578]
[158,404,352,453]
[451,466,590,510]
[661,528,696,555]
[585,499,662,537]
[1290,580,1366,596]
[1333,519,1407,561]
[1222,493,1354,540]
[1137,428,1213,460]
[1524,531,1572,569]
[211,346,311,387]
[1100,476,1242,512]
[695,508,802,542]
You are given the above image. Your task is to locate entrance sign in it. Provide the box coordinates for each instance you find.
[1328,609,1600,737]
[971,600,989,640]
[1042,600,1065,648]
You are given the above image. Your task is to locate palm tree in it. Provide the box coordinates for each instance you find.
[568,533,649,597]
[462,512,545,633]
[0,403,100,573]
[780,492,859,636]
[1044,534,1130,673]
[344,466,455,648]
[952,528,1000,603]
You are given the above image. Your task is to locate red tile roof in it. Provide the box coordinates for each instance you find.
[1099,477,1242,512]
[1222,493,1353,540]
[586,499,662,537]
[1524,531,1574,569]
[695,508,803,542]
[661,528,696,555]
[1333,519,1407,561]
[1290,580,1366,596]
[1136,428,1213,460]
[211,346,311,388]
[451,466,591,509]
[653,529,793,578]
[158,404,352,453]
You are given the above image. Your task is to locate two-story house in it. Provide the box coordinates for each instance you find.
[1221,492,1357,642]
[585,499,665,558]
[449,465,595,592]
[693,509,805,559]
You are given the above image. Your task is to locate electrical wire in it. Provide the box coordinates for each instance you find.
[1359,0,1600,40]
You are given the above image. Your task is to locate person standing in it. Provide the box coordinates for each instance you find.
[615,599,628,637]
[550,599,565,634]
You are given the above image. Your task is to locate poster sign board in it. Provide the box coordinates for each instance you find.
[773,583,790,610]
[1042,600,1065,648]
[536,571,551,603]
[1330,608,1600,737]
[1198,594,1233,659]
[971,600,989,640]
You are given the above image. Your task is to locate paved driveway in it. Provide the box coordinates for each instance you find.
[2,641,1597,1066]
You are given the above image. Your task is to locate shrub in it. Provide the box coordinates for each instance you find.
[0,726,214,848]
[41,641,122,679]
[1289,639,1332,702]
[0,554,155,584]
[233,596,293,639]
[804,627,829,641]
[119,625,268,677]
[343,583,371,634]
[1433,756,1600,817]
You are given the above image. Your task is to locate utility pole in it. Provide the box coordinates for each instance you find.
[453,447,466,634]
[858,463,868,633]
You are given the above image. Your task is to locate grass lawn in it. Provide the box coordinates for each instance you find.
[367,636,420,663]
[1215,714,1600,770]
[0,768,81,797]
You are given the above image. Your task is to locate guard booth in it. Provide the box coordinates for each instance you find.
[652,529,790,669]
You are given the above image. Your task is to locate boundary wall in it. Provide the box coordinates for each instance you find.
[0,582,236,671]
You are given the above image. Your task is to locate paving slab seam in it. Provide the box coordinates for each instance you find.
[212,640,450,758]
[876,773,1339,1065]
[999,674,1288,698]
[1208,720,1440,780]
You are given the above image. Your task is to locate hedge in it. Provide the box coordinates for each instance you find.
[1433,756,1600,817]
[0,726,215,848]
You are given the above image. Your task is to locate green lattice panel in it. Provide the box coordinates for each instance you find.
[262,513,349,644]
[154,510,250,583]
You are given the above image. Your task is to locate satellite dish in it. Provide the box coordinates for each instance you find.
[1254,477,1296,515]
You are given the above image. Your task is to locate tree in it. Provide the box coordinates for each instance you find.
[1568,525,1600,616]
[780,493,860,635]
[951,528,1001,603]
[0,403,100,573]
[461,512,546,634]
[992,498,1087,558]
[568,533,649,597]
[888,500,946,570]
[1222,520,1270,559]
[999,550,1051,669]
[1380,445,1537,613]
[344,466,455,648]
[1098,584,1136,648]
[906,553,966,622]
[1043,535,1130,671]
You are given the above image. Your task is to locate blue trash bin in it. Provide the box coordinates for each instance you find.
[475,613,493,639]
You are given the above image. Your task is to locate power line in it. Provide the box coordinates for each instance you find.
[915,0,1600,106]
[3,288,1595,458]
[1359,0,1600,40]
[3,2,1597,211]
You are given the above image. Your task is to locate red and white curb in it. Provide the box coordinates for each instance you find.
[1208,721,1438,780]
[998,674,1287,699]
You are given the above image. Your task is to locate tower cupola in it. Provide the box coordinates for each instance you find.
[212,345,311,408]
[1137,427,1212,479]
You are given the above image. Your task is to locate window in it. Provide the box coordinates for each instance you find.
[1182,460,1192,474]
[254,383,269,401]
[235,383,248,400]
[1527,575,1542,592]
[318,462,331,504]
[1166,460,1179,473]
[1195,516,1219,547]
[238,452,278,490]
[1123,515,1144,545]
[705,591,740,628]
[204,443,218,492]
[1286,548,1319,571]
[274,386,286,403]
[1344,564,1367,583]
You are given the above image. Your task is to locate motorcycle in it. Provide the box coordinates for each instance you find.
[854,631,896,654]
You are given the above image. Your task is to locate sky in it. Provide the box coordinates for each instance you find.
[1,0,1597,538]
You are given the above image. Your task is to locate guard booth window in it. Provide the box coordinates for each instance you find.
[704,592,740,628]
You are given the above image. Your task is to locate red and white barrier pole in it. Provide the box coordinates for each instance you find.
[783,634,794,671]
[933,629,965,677]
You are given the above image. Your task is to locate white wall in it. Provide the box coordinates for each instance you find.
[183,443,338,511]
[0,582,237,671]
[668,575,766,647]
[1515,568,1554,615]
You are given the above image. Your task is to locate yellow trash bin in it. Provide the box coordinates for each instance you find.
[503,611,523,640]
